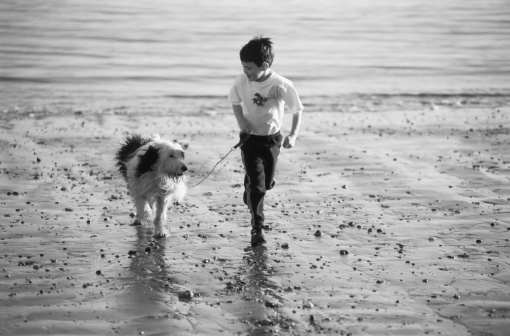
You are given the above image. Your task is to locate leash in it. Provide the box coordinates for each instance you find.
[184,133,251,188]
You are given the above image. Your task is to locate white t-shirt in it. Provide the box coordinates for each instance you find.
[228,70,303,136]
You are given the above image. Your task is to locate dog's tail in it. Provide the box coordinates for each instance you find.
[115,134,158,181]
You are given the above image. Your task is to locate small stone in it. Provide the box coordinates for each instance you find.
[178,290,194,300]
[96,270,102,275]
[476,239,482,244]
[303,302,314,309]
[339,250,349,255]
[281,243,289,249]
[314,230,323,237]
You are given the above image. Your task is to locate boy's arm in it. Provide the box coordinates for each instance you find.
[232,104,251,134]
[283,110,302,149]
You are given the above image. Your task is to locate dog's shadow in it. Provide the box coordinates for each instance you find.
[128,224,175,291]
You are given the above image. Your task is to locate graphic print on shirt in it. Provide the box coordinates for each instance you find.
[252,86,280,107]
[252,93,268,107]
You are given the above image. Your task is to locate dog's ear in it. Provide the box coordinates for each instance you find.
[136,145,160,177]
[173,140,189,150]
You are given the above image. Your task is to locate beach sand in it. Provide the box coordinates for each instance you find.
[1,95,509,335]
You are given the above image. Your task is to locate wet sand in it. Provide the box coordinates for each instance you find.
[1,96,510,335]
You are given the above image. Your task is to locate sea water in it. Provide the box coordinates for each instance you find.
[1,0,509,111]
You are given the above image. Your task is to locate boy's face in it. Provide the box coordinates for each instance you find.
[242,61,267,82]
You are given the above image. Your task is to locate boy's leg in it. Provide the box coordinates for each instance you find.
[263,132,283,191]
[241,133,283,246]
[241,144,266,229]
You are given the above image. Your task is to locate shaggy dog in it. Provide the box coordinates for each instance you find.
[115,134,188,238]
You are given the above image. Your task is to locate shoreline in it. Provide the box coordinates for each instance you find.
[2,92,510,120]
[1,99,509,335]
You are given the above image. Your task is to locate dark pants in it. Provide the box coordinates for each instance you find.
[240,132,283,229]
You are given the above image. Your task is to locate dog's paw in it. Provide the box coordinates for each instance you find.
[154,229,169,239]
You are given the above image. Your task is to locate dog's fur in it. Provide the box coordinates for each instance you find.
[115,134,188,238]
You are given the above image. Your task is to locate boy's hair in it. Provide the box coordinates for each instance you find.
[240,36,274,67]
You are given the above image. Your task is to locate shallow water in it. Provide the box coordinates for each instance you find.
[1,0,510,110]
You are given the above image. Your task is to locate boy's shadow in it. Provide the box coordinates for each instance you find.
[243,245,269,299]
[240,245,293,334]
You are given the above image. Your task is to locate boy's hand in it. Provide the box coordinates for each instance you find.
[283,134,297,149]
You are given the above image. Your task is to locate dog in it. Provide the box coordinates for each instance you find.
[115,134,188,238]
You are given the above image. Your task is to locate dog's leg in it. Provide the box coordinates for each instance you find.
[134,197,153,226]
[153,195,170,238]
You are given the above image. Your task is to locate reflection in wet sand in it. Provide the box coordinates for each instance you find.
[108,225,193,334]
[222,245,300,334]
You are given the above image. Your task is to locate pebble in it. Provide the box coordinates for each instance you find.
[339,250,349,255]
[178,290,194,300]
[281,243,290,249]
[303,302,314,309]
[314,230,323,237]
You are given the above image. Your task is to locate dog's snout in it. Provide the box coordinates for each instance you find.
[181,165,188,172]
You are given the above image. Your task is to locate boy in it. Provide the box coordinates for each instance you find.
[228,36,303,247]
